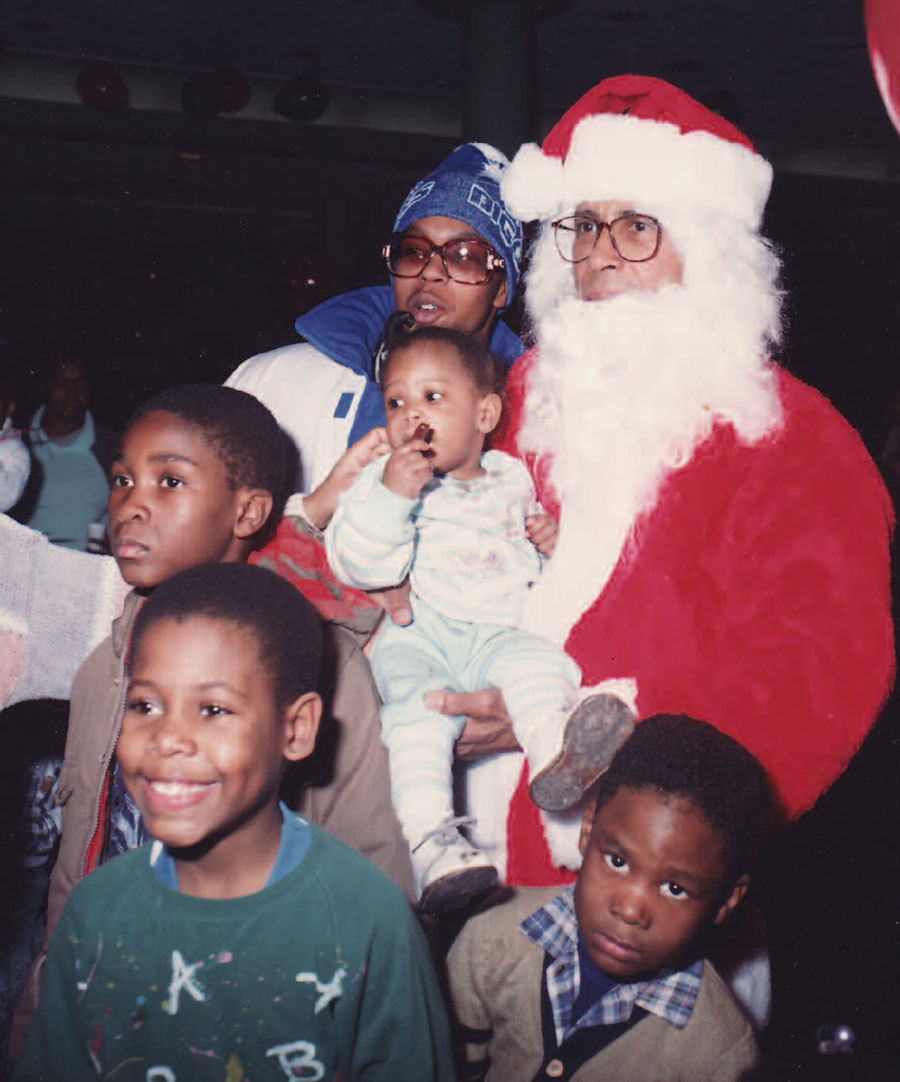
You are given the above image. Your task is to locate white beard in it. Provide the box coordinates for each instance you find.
[519,284,782,645]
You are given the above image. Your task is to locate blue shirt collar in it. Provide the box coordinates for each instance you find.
[148,803,311,892]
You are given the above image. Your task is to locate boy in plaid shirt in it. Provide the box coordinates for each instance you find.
[448,715,770,1081]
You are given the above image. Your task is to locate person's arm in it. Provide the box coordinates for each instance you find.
[610,383,895,820]
[324,459,418,591]
[421,687,521,759]
[12,905,95,1081]
[342,890,455,1081]
[302,427,391,530]
[446,915,496,1082]
[0,429,30,512]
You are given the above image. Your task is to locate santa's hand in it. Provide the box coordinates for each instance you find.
[526,512,559,558]
[424,688,521,760]
[303,427,391,529]
[381,437,434,499]
[370,580,413,627]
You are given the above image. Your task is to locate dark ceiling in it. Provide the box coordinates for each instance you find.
[1,0,898,163]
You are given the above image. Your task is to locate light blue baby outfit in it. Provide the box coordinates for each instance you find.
[326,450,581,842]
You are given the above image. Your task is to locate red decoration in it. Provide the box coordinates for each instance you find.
[866,0,900,136]
[76,61,128,111]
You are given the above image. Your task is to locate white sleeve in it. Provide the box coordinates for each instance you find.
[0,432,30,512]
[325,459,416,590]
[226,344,365,494]
[0,515,130,707]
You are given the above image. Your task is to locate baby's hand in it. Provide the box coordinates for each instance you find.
[382,431,434,499]
[337,427,391,482]
[303,427,391,529]
[526,512,558,558]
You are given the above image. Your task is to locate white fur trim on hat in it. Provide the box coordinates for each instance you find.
[505,113,772,229]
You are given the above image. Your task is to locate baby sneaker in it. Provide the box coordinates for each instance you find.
[529,693,635,812]
[412,816,498,915]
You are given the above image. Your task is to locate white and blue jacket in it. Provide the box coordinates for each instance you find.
[226,286,523,495]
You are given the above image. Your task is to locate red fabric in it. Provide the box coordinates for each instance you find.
[82,770,111,877]
[497,351,895,858]
[540,75,758,162]
[250,518,380,626]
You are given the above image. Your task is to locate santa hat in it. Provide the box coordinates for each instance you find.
[502,75,772,230]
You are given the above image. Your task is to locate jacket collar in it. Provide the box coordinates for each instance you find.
[294,285,523,378]
[112,589,145,660]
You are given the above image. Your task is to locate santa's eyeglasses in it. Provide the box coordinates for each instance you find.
[382,234,505,285]
[552,213,662,264]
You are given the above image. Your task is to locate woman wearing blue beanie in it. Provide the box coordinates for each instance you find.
[228,142,523,531]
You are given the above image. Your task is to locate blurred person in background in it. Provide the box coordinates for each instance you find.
[15,353,118,551]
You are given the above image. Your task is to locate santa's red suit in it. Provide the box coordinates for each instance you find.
[494,352,894,884]
[475,75,896,888]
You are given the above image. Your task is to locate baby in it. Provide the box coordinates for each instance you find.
[326,315,633,912]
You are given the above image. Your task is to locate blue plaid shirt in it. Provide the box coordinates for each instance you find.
[519,885,703,1048]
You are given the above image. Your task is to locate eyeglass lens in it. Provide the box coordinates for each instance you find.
[555,215,660,263]
[387,236,492,283]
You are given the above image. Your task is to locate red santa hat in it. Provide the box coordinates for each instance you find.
[502,75,772,230]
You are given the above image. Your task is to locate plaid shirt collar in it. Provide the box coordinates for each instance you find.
[519,886,703,1047]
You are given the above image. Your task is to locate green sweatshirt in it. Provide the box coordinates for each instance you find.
[15,824,453,1081]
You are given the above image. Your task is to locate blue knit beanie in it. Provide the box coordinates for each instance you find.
[392,142,523,306]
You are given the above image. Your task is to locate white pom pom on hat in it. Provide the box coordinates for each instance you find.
[499,142,566,223]
[501,74,772,230]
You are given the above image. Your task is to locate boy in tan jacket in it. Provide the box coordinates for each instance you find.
[448,714,770,1081]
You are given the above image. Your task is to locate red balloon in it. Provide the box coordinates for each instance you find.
[866,0,900,135]
[76,61,128,111]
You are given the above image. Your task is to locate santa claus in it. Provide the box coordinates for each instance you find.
[453,75,895,886]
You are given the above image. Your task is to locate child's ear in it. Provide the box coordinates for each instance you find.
[578,794,599,860]
[477,393,503,436]
[232,489,274,540]
[282,691,322,762]
[713,873,749,926]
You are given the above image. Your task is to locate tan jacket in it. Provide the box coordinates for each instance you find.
[448,887,759,1082]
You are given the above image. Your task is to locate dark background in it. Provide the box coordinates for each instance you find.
[2,1,900,1077]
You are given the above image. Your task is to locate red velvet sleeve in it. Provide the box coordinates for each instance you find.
[566,372,895,820]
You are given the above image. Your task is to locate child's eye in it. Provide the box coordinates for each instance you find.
[125,698,156,716]
[425,391,443,403]
[111,473,132,488]
[200,703,232,718]
[160,475,184,490]
[603,852,628,872]
[386,397,402,411]
[661,881,688,900]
